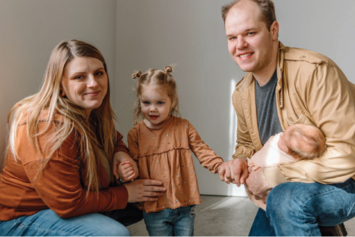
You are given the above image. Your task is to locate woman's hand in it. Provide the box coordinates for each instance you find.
[124,179,166,203]
[113,151,139,181]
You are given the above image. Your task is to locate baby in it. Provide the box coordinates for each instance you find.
[247,124,326,210]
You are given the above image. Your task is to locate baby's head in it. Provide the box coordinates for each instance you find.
[277,124,326,160]
[132,66,180,126]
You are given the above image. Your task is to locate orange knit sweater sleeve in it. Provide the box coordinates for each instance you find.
[18,121,128,219]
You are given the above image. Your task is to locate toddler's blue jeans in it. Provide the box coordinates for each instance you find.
[0,203,142,236]
[143,205,196,236]
[249,178,355,236]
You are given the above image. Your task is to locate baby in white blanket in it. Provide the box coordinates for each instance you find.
[246,124,326,210]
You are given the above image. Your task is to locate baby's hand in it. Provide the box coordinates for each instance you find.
[118,161,139,182]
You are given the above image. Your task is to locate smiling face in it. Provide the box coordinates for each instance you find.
[225,0,279,81]
[140,84,172,129]
[61,57,108,117]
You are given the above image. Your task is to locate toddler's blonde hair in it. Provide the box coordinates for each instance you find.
[132,66,180,125]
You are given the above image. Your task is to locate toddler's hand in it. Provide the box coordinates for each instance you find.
[113,151,139,182]
[118,161,139,182]
[218,159,249,186]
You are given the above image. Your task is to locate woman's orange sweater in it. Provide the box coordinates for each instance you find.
[0,112,129,221]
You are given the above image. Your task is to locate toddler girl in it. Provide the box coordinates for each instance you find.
[123,66,224,236]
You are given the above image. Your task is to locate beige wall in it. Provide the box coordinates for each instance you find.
[0,0,117,168]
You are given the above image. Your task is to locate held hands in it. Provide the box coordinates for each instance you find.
[219,158,271,209]
[113,151,139,182]
[218,159,249,186]
[117,161,138,182]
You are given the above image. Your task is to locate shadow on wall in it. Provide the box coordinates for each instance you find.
[1,154,5,172]
[0,117,9,172]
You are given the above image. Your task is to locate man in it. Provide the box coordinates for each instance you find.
[217,0,355,235]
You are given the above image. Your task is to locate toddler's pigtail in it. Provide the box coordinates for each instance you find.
[132,70,143,125]
[132,71,142,79]
[164,66,173,82]
[165,66,173,74]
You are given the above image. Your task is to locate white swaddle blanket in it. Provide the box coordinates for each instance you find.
[248,133,297,169]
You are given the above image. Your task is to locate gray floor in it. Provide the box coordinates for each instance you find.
[128,195,355,236]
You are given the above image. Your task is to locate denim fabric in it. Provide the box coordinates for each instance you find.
[0,203,142,236]
[143,205,196,236]
[249,208,276,236]
[249,178,355,236]
[102,202,143,227]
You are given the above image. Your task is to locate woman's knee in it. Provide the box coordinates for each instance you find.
[70,213,132,236]
[99,224,131,236]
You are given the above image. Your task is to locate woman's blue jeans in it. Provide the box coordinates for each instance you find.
[0,203,143,236]
[249,178,355,236]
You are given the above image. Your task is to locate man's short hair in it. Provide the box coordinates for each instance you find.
[221,0,277,31]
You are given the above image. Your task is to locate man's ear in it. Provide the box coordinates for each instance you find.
[270,21,279,40]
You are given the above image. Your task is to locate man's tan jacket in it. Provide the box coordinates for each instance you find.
[232,42,355,187]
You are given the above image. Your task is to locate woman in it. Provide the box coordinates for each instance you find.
[0,40,165,236]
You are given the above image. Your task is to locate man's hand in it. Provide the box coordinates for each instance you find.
[113,151,139,181]
[218,159,249,187]
[245,167,272,200]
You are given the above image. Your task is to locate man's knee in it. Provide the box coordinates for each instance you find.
[266,182,304,218]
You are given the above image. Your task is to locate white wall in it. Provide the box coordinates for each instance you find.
[115,0,247,196]
[274,0,355,84]
[0,0,117,168]
[115,0,355,196]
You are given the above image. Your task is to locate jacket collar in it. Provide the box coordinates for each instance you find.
[276,42,285,109]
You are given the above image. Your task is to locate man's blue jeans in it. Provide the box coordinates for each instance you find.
[0,203,142,236]
[249,178,355,236]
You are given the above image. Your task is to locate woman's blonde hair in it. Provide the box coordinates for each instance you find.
[131,66,180,125]
[7,40,116,194]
